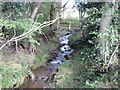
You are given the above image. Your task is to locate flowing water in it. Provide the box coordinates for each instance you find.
[20,33,74,88]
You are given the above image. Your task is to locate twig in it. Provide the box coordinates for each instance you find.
[14,18,58,40]
[0,65,12,77]
[3,12,14,20]
[106,45,118,69]
[0,12,14,30]
[42,32,49,43]
[0,37,14,50]
[53,0,69,10]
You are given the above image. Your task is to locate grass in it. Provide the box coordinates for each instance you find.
[0,61,31,88]
[38,42,57,55]
[58,21,80,30]
[53,43,118,88]
[0,39,58,88]
[61,18,79,21]
[55,17,81,30]
[0,50,35,88]
[53,32,118,88]
[53,55,86,88]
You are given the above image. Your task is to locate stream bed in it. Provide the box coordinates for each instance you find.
[20,33,74,88]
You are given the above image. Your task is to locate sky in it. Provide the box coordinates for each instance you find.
[62,0,74,7]
[61,0,79,19]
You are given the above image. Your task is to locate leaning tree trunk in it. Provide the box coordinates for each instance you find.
[29,0,42,54]
[31,0,42,19]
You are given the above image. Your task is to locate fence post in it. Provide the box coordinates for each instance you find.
[68,21,71,30]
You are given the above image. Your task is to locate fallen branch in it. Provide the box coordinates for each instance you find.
[0,17,60,51]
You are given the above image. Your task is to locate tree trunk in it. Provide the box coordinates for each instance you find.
[50,4,54,29]
[50,3,57,30]
[99,3,111,63]
[98,2,118,68]
[31,0,42,19]
[29,0,42,54]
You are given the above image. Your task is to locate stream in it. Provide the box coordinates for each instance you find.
[20,33,74,88]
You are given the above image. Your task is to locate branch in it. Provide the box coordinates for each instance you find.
[15,18,58,41]
[106,44,118,69]
[53,0,69,10]
[0,17,60,51]
[108,45,118,64]
[62,0,69,9]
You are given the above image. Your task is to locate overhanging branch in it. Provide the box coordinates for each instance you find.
[0,17,60,51]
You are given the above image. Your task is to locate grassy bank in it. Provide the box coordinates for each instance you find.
[53,34,118,88]
[0,39,58,88]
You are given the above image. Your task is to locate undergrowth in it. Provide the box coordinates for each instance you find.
[0,50,35,88]
[53,45,118,88]
[0,40,57,88]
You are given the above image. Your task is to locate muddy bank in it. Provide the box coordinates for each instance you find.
[20,67,57,88]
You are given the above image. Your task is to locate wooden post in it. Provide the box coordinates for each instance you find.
[68,21,71,30]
